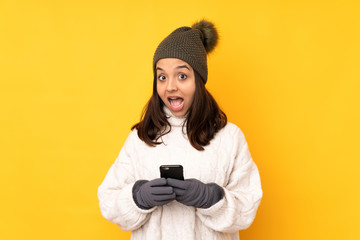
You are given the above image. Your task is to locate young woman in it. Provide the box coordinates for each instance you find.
[98,20,262,240]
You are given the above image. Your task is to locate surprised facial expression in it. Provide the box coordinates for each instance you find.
[156,58,196,117]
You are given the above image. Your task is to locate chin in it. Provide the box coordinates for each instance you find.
[170,109,186,117]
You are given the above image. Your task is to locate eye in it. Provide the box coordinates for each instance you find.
[158,75,166,81]
[178,74,187,80]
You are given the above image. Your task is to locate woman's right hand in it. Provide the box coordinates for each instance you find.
[132,178,176,209]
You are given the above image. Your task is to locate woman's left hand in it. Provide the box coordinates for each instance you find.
[167,178,224,209]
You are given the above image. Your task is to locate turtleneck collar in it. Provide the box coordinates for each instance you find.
[163,106,187,127]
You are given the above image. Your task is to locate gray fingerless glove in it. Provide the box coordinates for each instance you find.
[167,178,225,209]
[132,178,176,210]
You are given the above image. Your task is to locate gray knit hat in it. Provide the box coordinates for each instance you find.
[153,20,219,84]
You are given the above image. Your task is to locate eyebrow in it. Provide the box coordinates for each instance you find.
[156,65,190,71]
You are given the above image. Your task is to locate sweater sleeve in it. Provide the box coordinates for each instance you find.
[196,126,263,233]
[97,131,156,231]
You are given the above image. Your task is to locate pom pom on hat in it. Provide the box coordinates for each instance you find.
[192,19,219,53]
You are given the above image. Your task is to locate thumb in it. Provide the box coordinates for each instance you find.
[167,178,189,190]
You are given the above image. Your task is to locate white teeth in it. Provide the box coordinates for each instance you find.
[168,97,184,107]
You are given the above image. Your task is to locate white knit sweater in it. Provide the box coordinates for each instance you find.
[98,108,263,240]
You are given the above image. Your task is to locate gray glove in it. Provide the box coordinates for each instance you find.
[132,178,176,210]
[167,178,225,209]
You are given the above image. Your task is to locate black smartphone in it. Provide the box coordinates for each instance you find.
[160,165,184,180]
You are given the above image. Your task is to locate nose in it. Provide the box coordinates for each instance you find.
[166,77,177,92]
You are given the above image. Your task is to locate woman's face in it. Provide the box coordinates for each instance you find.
[156,58,196,117]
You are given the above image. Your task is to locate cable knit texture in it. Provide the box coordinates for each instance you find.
[98,107,263,240]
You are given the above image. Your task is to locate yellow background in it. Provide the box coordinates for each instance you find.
[1,0,359,239]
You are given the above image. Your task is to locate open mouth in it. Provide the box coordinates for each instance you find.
[168,97,184,111]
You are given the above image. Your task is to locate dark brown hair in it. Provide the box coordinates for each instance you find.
[131,71,227,151]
